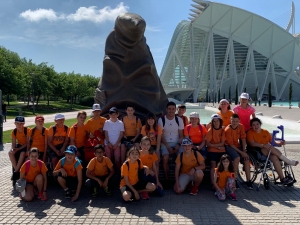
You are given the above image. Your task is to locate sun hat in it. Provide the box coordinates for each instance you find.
[15,116,25,123]
[54,113,65,120]
[92,104,101,111]
[181,138,193,146]
[239,93,249,100]
[189,112,199,118]
[65,145,77,154]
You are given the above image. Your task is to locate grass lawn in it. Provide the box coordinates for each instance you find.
[3,118,78,144]
[5,100,89,119]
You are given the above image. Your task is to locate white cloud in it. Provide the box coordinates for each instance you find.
[20,8,61,22]
[146,26,161,32]
[19,2,129,23]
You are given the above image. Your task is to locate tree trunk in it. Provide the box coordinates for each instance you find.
[47,95,50,106]
[36,94,41,106]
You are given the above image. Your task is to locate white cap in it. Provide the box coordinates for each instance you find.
[239,93,249,100]
[219,99,229,104]
[92,104,101,111]
[55,113,65,120]
[189,112,199,118]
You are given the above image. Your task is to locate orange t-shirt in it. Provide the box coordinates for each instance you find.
[48,125,70,146]
[11,127,29,145]
[28,127,48,152]
[20,160,48,182]
[141,125,162,146]
[205,128,226,153]
[246,128,271,145]
[85,117,107,134]
[123,116,142,136]
[139,152,158,170]
[218,110,234,127]
[86,157,113,177]
[68,124,87,148]
[224,124,246,147]
[176,114,189,127]
[215,168,235,189]
[120,159,144,187]
[184,124,207,144]
[54,158,83,177]
[175,151,204,175]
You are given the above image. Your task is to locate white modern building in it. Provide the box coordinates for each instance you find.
[160,0,300,103]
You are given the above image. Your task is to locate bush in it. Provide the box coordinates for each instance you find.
[79,96,94,106]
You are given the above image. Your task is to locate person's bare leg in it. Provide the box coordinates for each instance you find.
[269,155,284,180]
[163,154,169,180]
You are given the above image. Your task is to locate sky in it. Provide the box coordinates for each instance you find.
[0,0,299,78]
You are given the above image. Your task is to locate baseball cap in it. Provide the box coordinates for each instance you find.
[181,138,193,146]
[15,116,25,123]
[35,115,44,121]
[211,114,221,120]
[15,179,26,195]
[240,93,249,100]
[219,99,229,104]
[92,104,101,111]
[54,113,65,120]
[189,112,199,118]
[65,145,77,154]
[109,107,118,114]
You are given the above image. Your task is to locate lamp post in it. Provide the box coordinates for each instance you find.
[31,73,35,114]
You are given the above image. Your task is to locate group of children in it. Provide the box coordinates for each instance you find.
[10,93,299,202]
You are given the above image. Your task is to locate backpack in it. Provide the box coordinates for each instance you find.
[186,124,203,135]
[179,150,200,173]
[161,115,180,128]
[121,159,143,180]
[73,123,78,135]
[61,157,81,170]
[25,159,42,174]
[29,127,46,145]
[13,127,28,137]
[52,125,68,136]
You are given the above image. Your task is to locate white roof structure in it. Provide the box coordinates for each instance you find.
[160,1,300,102]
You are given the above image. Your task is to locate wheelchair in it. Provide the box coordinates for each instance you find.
[237,126,296,190]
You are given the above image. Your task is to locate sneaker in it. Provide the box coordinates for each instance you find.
[140,192,149,200]
[91,188,97,197]
[189,185,198,195]
[104,187,111,196]
[65,189,71,198]
[229,193,237,201]
[235,180,240,189]
[246,181,254,190]
[281,177,293,185]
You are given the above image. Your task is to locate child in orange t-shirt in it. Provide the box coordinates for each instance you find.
[213,154,237,201]
[47,114,70,169]
[120,147,155,201]
[176,104,189,127]
[217,99,234,127]
[9,116,29,182]
[69,111,87,163]
[139,136,163,198]
[53,145,83,202]
[205,114,226,185]
[19,148,48,201]
[27,115,48,162]
[86,144,115,197]
[174,138,205,195]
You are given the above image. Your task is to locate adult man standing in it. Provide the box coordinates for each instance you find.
[158,102,184,181]
[2,100,7,122]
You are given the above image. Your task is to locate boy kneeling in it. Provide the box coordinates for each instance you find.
[174,138,205,195]
[53,145,82,202]
[86,144,115,197]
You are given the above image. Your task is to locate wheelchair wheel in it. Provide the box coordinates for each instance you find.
[263,173,270,190]
[238,153,257,183]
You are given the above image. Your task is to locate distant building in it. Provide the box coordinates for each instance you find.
[160,1,300,102]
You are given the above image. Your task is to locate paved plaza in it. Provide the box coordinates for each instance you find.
[1,143,300,224]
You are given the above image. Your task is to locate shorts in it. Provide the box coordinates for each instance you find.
[225,146,241,161]
[14,144,26,160]
[121,135,142,145]
[47,144,64,160]
[160,142,183,155]
[85,175,112,189]
[178,174,195,190]
[56,172,78,190]
[208,152,226,162]
[192,143,207,159]
[120,180,148,199]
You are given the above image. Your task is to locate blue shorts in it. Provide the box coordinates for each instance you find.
[225,146,241,161]
[208,152,226,162]
[160,142,183,155]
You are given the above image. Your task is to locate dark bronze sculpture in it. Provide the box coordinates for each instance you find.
[95,12,168,118]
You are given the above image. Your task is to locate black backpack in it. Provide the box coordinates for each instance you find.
[161,115,180,128]
[179,150,200,173]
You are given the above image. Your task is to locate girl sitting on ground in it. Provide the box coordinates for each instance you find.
[213,154,237,201]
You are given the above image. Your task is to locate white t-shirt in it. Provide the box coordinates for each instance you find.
[158,115,184,142]
[103,119,124,145]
